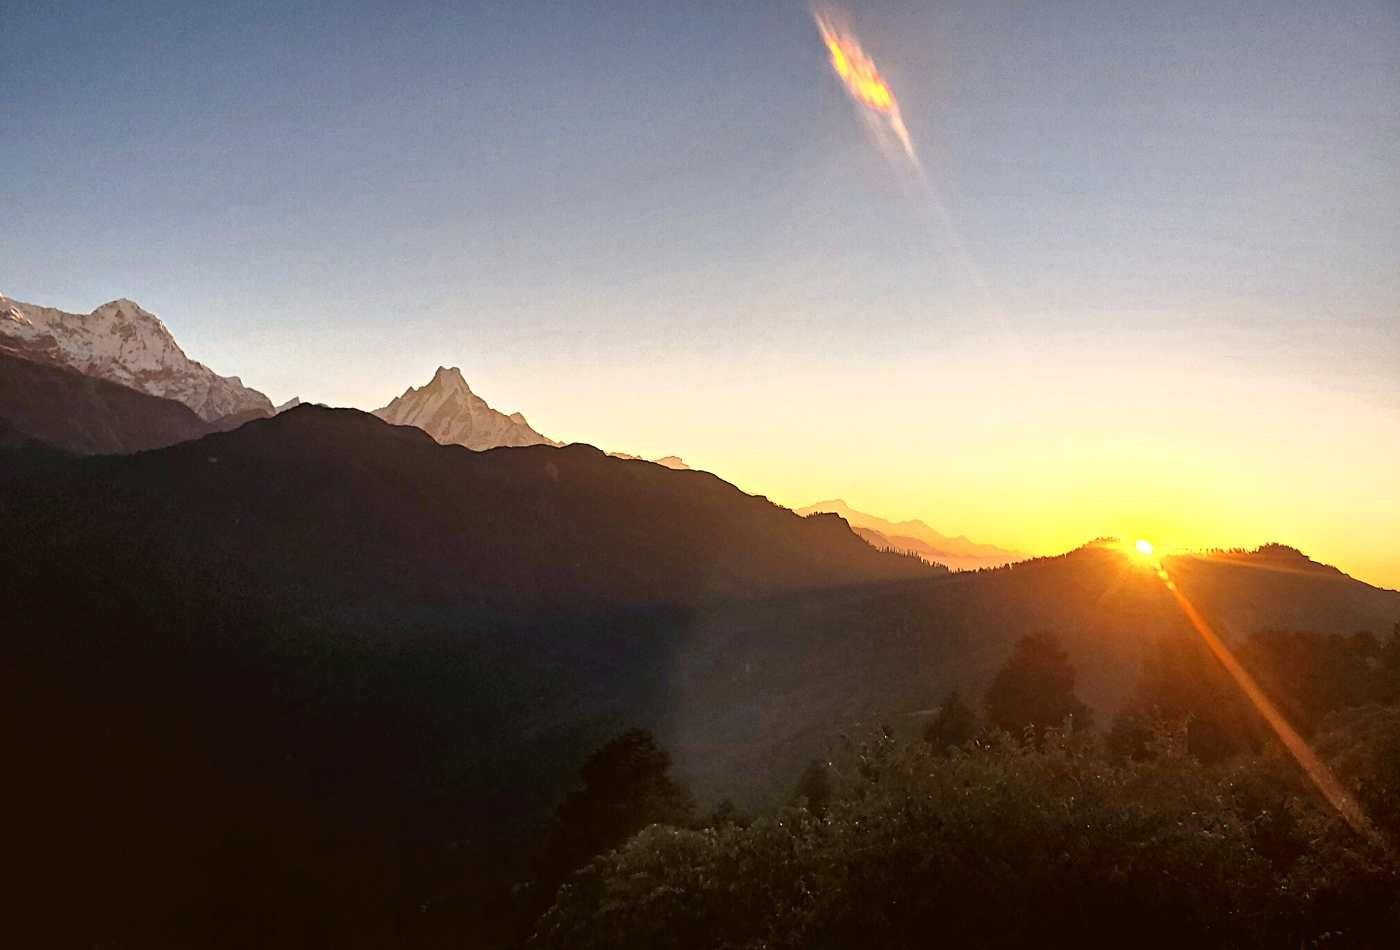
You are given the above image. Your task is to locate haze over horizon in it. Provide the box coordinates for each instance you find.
[5,0,1398,588]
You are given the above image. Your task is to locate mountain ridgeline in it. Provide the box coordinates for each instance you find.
[5,405,931,614]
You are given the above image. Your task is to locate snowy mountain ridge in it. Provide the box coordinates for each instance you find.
[0,292,273,422]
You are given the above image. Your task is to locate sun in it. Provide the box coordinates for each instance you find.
[1121,537,1159,566]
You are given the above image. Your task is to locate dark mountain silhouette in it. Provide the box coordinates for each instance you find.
[4,404,931,614]
[1,405,931,945]
[0,349,213,454]
[4,409,1397,946]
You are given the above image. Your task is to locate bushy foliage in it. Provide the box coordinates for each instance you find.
[530,726,1400,948]
[1316,704,1400,841]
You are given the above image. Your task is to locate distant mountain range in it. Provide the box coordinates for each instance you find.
[0,293,694,468]
[796,499,1026,571]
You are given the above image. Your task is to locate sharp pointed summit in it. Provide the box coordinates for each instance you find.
[374,366,556,450]
[431,365,469,389]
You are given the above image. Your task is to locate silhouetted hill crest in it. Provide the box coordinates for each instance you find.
[7,405,933,617]
[1198,543,1346,578]
[0,350,213,455]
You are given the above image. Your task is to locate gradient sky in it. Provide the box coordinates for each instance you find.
[5,1,1399,587]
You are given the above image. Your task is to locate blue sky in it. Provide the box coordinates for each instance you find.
[4,0,1399,580]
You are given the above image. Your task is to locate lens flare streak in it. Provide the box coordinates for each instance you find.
[814,11,919,169]
[1152,559,1379,843]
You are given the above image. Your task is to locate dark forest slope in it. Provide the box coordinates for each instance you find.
[0,349,212,454]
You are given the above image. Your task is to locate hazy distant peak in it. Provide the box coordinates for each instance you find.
[797,498,1027,571]
[606,451,692,470]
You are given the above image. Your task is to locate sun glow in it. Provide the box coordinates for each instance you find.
[1120,537,1160,566]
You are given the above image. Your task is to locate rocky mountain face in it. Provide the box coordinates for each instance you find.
[374,366,556,450]
[798,498,1027,571]
[0,293,273,422]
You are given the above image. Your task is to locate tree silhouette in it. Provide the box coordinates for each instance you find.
[520,728,696,940]
[923,690,978,753]
[792,759,833,814]
[539,729,694,881]
[983,632,1091,740]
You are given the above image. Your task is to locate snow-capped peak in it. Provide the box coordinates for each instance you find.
[374,367,555,450]
[0,292,274,422]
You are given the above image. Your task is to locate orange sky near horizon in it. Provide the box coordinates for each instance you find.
[202,315,1400,593]
[472,340,1400,593]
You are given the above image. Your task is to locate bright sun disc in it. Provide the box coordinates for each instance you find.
[1135,539,1155,557]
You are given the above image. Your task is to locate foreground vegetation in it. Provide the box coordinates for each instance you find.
[524,628,1400,948]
